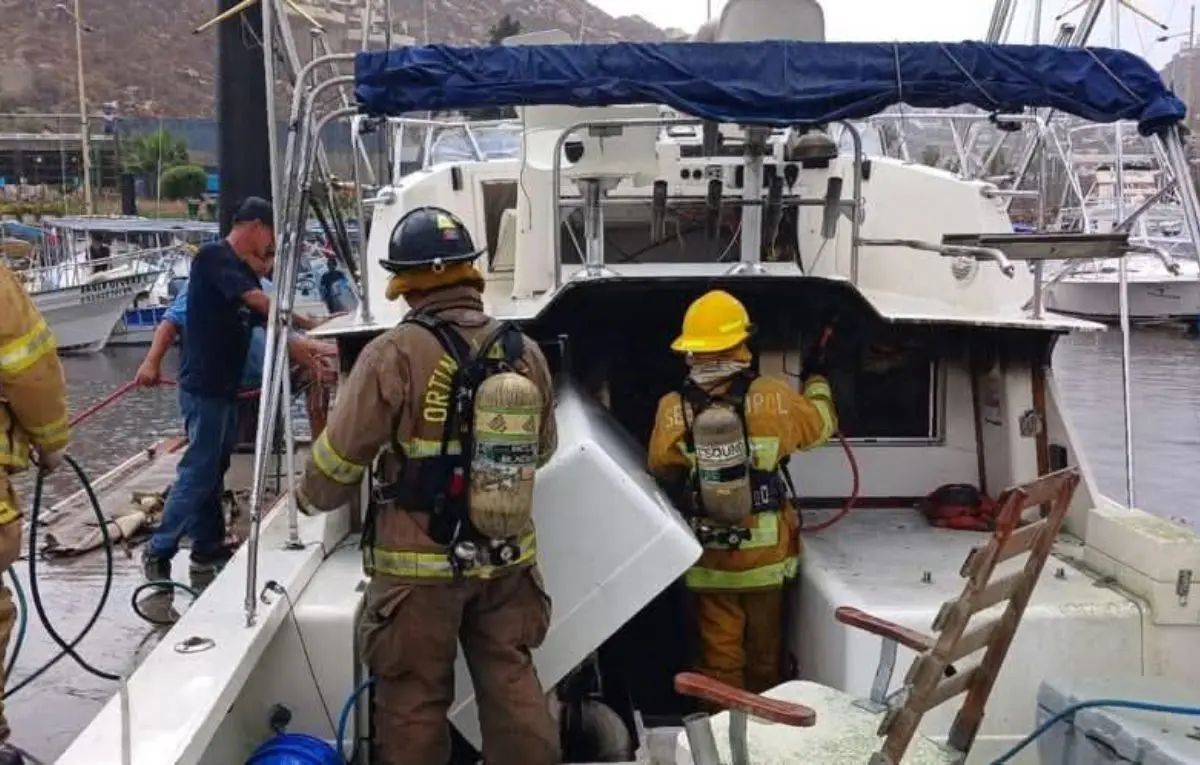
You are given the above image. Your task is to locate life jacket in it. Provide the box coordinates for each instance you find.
[372,311,543,575]
[918,484,999,532]
[679,370,795,548]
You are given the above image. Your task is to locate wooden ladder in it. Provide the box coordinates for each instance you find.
[837,466,1082,764]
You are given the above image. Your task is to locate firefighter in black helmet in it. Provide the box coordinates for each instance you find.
[380,205,483,297]
[298,206,560,765]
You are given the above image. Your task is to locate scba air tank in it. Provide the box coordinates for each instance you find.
[691,403,754,524]
[469,371,543,540]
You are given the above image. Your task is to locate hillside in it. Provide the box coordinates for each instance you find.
[0,0,666,119]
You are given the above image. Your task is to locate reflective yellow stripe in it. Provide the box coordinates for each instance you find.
[26,416,69,451]
[685,557,799,590]
[0,430,30,470]
[697,511,779,551]
[804,379,832,400]
[311,431,365,485]
[368,531,536,579]
[401,438,463,458]
[0,500,18,525]
[0,318,56,376]
[803,378,836,442]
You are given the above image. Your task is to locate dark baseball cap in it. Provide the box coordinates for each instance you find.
[232,196,274,228]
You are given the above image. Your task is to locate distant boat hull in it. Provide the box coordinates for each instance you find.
[1045,276,1200,322]
[34,272,161,353]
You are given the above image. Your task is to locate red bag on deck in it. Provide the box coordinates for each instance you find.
[917,484,999,531]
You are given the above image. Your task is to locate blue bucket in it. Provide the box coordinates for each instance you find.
[246,733,341,765]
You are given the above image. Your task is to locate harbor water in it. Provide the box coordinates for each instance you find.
[8,331,1200,760]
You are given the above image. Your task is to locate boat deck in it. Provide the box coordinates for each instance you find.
[796,507,1142,763]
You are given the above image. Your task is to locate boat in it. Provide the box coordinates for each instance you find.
[18,217,214,353]
[1040,123,1200,324]
[106,223,361,346]
[54,3,1200,764]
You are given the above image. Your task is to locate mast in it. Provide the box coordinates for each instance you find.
[216,0,273,234]
[1110,0,1135,509]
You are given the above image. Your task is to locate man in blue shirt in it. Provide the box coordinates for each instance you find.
[137,198,325,586]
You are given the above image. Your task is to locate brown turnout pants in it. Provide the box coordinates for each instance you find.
[359,564,559,765]
[0,481,22,743]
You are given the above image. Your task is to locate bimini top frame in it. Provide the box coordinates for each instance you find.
[241,38,1191,627]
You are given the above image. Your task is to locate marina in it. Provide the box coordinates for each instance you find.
[8,0,1200,763]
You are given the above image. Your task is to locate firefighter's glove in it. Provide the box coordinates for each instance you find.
[34,448,65,474]
[801,347,828,380]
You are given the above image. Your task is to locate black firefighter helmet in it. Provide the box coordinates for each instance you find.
[379,206,483,273]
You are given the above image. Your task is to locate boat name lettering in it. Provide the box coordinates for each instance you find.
[80,276,143,304]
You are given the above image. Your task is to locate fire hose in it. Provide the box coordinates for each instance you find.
[3,379,264,698]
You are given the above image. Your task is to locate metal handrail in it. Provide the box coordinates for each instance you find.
[548,117,866,286]
[857,238,1016,278]
[17,246,182,292]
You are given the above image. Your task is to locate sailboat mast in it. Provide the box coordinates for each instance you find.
[216,0,273,234]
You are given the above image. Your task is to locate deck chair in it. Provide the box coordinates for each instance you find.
[675,466,1082,765]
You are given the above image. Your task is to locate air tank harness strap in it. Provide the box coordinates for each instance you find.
[368,309,526,578]
[365,530,537,579]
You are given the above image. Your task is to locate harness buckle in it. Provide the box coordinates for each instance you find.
[695,522,753,550]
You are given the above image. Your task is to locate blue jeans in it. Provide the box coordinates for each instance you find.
[148,390,238,562]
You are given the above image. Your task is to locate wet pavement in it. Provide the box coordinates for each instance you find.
[9,332,1200,760]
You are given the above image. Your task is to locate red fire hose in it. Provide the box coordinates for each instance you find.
[69,379,261,429]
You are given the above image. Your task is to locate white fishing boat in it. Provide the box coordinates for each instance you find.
[55,2,1200,764]
[1042,127,1200,324]
[19,217,214,353]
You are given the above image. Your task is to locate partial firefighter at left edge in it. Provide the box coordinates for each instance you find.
[296,206,560,765]
[0,264,70,765]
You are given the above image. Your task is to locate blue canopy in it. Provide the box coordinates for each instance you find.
[355,41,1185,135]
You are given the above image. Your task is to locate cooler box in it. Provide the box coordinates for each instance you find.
[1036,676,1200,765]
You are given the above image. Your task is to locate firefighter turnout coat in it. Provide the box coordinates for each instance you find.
[648,373,836,591]
[1,265,69,521]
[297,285,557,578]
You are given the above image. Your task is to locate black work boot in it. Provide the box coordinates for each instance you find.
[0,742,26,765]
[141,548,172,583]
[137,549,178,625]
[188,547,234,594]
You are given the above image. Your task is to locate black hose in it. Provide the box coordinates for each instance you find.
[129,580,198,627]
[5,453,119,697]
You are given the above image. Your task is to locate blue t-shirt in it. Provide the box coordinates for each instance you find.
[177,242,263,399]
[166,277,273,389]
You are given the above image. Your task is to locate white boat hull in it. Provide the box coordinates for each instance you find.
[1045,276,1200,323]
[33,272,161,353]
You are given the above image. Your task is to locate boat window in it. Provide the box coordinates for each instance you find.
[826,333,941,442]
[481,180,519,265]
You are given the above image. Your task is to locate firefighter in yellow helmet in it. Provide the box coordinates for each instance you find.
[0,265,69,764]
[648,290,836,694]
[297,206,559,765]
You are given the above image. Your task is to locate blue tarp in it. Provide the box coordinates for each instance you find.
[355,41,1185,135]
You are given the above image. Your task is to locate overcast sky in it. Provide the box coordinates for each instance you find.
[588,0,1198,68]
